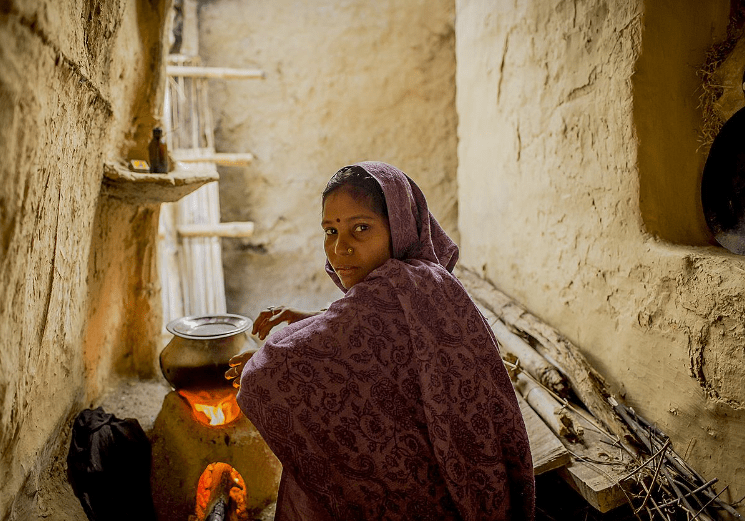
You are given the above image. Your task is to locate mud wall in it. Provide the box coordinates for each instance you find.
[0,0,168,516]
[456,0,745,505]
[196,0,458,316]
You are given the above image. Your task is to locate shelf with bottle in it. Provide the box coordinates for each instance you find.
[101,160,219,205]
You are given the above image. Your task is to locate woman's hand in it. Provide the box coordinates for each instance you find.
[224,306,323,388]
[225,350,254,389]
[251,306,322,340]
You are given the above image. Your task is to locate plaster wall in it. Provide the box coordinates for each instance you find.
[0,0,167,516]
[456,0,745,505]
[196,0,458,317]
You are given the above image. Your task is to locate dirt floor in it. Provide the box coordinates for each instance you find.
[23,377,636,521]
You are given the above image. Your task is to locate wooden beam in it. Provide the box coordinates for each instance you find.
[177,222,255,238]
[167,65,265,80]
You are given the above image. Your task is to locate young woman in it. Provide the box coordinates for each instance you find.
[226,162,535,520]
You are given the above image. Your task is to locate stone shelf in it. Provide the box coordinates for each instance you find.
[102,161,219,205]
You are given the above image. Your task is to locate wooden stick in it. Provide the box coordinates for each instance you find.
[167,65,265,80]
[613,401,712,520]
[634,439,669,514]
[620,439,671,482]
[656,479,719,509]
[691,486,728,521]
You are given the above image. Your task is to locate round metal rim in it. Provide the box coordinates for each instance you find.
[165,313,252,340]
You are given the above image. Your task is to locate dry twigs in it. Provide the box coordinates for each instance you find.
[612,400,742,521]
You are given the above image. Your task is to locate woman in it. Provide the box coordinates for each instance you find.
[226,162,535,520]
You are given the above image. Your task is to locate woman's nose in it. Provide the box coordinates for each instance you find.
[334,236,352,255]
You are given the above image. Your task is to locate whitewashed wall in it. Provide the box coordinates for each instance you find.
[456,0,745,504]
[198,0,458,317]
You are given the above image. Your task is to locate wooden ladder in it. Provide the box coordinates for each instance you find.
[158,0,263,329]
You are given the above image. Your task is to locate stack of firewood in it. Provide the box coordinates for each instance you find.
[457,267,742,520]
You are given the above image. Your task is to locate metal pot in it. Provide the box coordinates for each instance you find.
[160,314,256,390]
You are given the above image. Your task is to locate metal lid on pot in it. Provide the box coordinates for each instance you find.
[166,314,252,340]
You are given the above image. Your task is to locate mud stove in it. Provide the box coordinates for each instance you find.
[150,315,281,521]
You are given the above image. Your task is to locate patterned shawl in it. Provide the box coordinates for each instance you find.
[237,162,535,520]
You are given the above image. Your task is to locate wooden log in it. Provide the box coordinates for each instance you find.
[167,65,266,80]
[472,299,569,396]
[491,316,571,398]
[514,372,583,443]
[456,266,636,447]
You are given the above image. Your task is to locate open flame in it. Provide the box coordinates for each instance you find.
[178,387,242,426]
[192,462,249,521]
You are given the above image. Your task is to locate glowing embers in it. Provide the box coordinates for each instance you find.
[192,462,249,521]
[178,387,241,427]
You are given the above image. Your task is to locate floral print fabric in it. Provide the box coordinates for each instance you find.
[237,162,534,520]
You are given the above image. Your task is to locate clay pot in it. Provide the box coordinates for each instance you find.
[160,314,256,390]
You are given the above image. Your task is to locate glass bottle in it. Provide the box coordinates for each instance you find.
[149,127,168,173]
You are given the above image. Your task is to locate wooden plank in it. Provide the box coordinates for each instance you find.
[555,409,635,513]
[167,65,265,80]
[517,393,571,475]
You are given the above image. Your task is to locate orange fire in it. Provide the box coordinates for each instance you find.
[193,462,249,521]
[178,387,242,426]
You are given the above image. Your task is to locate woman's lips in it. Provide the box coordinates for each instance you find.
[334,266,358,277]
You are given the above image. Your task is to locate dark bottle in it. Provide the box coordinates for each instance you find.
[149,127,168,173]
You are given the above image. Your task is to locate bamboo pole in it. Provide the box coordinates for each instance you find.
[189,78,200,148]
[202,77,215,150]
[177,222,254,238]
[172,151,254,166]
[166,65,266,80]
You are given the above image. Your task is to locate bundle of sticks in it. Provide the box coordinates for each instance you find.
[611,399,742,520]
[456,267,743,520]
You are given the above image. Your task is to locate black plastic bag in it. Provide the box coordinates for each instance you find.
[67,407,157,521]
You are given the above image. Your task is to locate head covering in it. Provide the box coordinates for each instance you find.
[324,162,458,292]
[238,162,535,520]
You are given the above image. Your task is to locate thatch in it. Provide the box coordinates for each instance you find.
[697,1,745,152]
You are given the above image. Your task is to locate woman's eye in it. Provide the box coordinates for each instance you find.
[354,224,369,232]
[324,228,337,236]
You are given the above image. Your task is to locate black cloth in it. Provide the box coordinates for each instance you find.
[67,407,156,521]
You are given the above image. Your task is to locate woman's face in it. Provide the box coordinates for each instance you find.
[322,187,392,289]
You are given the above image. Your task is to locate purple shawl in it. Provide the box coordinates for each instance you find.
[237,162,535,520]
